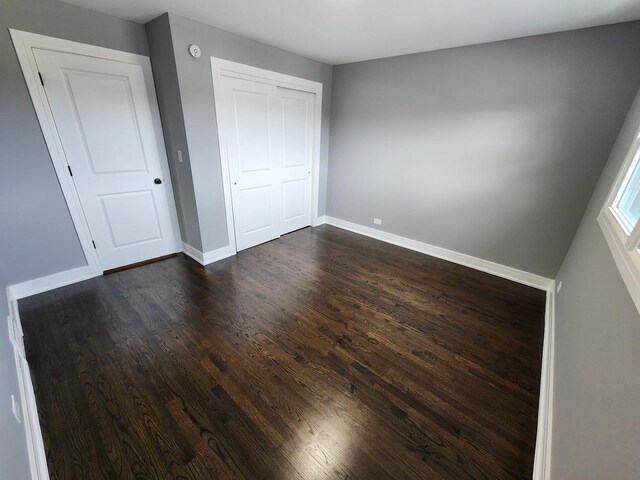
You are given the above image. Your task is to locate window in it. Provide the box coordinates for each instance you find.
[599,128,640,311]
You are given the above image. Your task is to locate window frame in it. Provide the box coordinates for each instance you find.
[598,129,640,312]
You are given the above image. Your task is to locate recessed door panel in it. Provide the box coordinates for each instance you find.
[282,96,308,168]
[234,91,272,173]
[240,186,274,233]
[34,48,180,270]
[283,180,306,221]
[99,191,162,247]
[65,71,148,174]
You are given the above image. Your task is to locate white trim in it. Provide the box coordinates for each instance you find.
[598,128,640,314]
[8,308,25,358]
[605,132,640,220]
[598,211,640,313]
[6,290,50,480]
[210,57,324,253]
[324,216,554,291]
[533,288,555,480]
[10,30,152,65]
[315,215,327,226]
[8,266,93,300]
[8,294,23,336]
[9,29,182,276]
[182,242,205,265]
[203,246,236,265]
[182,242,236,266]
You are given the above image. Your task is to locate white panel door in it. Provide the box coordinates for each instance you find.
[277,87,314,235]
[34,49,180,271]
[220,76,283,251]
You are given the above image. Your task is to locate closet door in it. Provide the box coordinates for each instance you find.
[278,87,314,235]
[219,76,283,251]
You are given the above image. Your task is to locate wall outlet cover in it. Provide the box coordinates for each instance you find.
[374,218,382,225]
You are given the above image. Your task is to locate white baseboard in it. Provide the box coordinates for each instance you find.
[533,289,555,480]
[7,244,237,299]
[313,215,327,226]
[8,266,94,300]
[203,245,235,264]
[182,242,205,264]
[324,216,554,291]
[7,292,49,480]
[182,242,236,266]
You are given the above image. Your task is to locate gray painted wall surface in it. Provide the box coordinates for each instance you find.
[328,22,640,278]
[146,14,202,251]
[0,261,31,479]
[165,13,332,252]
[0,0,149,284]
[551,88,640,479]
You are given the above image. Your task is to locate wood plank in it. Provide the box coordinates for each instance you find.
[19,225,545,479]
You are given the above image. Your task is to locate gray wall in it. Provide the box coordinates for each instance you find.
[164,13,333,252]
[146,14,203,251]
[0,3,150,474]
[0,260,31,479]
[328,22,640,278]
[551,87,640,479]
[0,0,149,284]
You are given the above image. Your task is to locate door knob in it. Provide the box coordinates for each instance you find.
[154,178,162,184]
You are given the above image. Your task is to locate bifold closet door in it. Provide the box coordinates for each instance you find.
[33,48,180,271]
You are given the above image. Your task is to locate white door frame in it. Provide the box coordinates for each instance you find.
[10,30,182,276]
[211,57,323,254]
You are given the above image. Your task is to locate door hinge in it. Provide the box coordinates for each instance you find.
[67,165,73,176]
[92,240,96,249]
[38,72,44,87]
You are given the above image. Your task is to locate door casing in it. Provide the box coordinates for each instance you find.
[211,57,323,255]
[11,29,181,276]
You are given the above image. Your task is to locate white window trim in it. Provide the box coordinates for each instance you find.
[598,129,640,313]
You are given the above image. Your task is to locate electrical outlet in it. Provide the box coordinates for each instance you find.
[177,149,184,163]
[556,281,563,294]
[373,218,382,225]
[11,395,21,424]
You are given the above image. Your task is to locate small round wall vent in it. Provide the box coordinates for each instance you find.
[188,44,202,59]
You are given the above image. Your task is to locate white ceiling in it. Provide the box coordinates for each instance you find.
[60,0,640,64]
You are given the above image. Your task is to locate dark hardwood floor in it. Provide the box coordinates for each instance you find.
[19,225,546,480]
